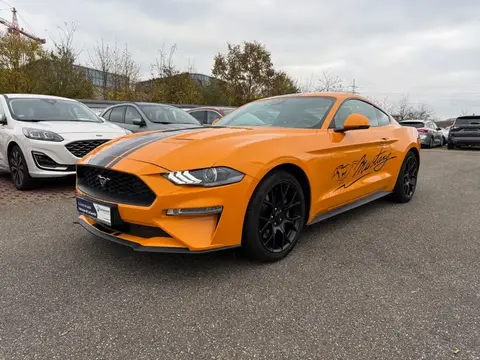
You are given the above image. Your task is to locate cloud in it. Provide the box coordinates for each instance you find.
[5,0,480,118]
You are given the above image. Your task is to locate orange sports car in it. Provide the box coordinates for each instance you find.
[75,92,420,262]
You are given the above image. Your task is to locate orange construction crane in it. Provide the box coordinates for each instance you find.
[0,7,46,44]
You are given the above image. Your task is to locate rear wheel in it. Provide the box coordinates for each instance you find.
[428,136,434,148]
[8,144,34,190]
[447,141,455,150]
[386,151,419,203]
[242,170,306,262]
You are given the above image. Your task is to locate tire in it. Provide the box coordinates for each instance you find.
[428,136,434,148]
[386,151,419,203]
[242,170,306,262]
[447,141,454,150]
[440,137,445,147]
[8,144,34,190]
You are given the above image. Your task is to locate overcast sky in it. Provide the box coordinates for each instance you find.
[3,0,480,118]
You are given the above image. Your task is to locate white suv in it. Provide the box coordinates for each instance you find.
[0,94,131,190]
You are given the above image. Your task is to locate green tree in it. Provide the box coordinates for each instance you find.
[0,30,45,93]
[211,41,298,106]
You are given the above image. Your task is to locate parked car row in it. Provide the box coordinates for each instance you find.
[399,117,480,150]
[0,94,222,190]
[2,92,478,191]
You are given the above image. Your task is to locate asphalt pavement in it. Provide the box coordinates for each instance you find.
[1,148,480,360]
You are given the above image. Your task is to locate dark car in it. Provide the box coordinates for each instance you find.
[400,119,444,148]
[447,115,480,150]
[99,102,203,133]
[186,106,236,125]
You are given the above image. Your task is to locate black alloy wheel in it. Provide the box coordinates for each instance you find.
[242,170,306,262]
[387,151,419,203]
[259,182,303,253]
[8,145,33,190]
[402,155,418,199]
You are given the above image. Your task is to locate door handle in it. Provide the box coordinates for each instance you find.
[381,137,389,141]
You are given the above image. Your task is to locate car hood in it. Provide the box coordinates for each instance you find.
[20,121,126,135]
[85,126,308,171]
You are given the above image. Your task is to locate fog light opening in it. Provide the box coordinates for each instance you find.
[32,151,68,171]
[166,206,223,216]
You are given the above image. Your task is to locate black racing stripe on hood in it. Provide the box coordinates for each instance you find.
[88,127,205,168]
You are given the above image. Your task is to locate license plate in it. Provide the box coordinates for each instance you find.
[76,197,112,226]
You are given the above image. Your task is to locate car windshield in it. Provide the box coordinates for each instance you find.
[7,98,101,122]
[401,122,425,128]
[214,96,335,129]
[138,104,201,125]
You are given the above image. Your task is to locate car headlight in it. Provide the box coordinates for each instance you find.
[22,128,64,142]
[162,167,245,187]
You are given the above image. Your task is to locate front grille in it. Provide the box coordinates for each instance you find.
[77,165,156,206]
[66,139,110,158]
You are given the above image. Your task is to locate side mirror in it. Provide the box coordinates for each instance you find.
[335,113,370,132]
[436,127,441,131]
[211,118,221,125]
[0,113,6,125]
[132,118,145,126]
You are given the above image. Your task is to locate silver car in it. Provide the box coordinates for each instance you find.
[400,120,445,148]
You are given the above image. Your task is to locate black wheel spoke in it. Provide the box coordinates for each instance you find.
[402,156,418,198]
[258,179,304,253]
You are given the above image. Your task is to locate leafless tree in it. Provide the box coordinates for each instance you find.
[151,43,179,79]
[315,69,345,92]
[395,95,434,121]
[88,39,115,99]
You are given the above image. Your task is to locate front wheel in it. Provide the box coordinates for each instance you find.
[386,151,419,203]
[8,144,34,190]
[242,170,306,262]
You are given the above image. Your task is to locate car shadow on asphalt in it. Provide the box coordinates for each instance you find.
[76,196,394,279]
[0,170,76,190]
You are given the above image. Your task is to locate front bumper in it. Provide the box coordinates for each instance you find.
[75,158,258,252]
[20,135,123,178]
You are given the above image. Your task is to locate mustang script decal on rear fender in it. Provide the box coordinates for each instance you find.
[332,149,397,191]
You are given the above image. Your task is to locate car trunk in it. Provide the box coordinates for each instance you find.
[450,116,480,138]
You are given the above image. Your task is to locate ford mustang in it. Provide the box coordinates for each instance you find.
[75,92,421,262]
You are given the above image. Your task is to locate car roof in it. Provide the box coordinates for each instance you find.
[188,106,236,112]
[401,120,426,123]
[260,92,367,102]
[3,93,77,101]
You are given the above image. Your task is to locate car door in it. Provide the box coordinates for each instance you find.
[324,99,396,210]
[124,105,147,132]
[0,101,8,169]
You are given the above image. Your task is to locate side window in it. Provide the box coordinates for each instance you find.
[189,111,206,124]
[125,106,143,125]
[101,109,112,120]
[374,108,391,126]
[332,99,379,128]
[207,111,221,124]
[109,106,125,123]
